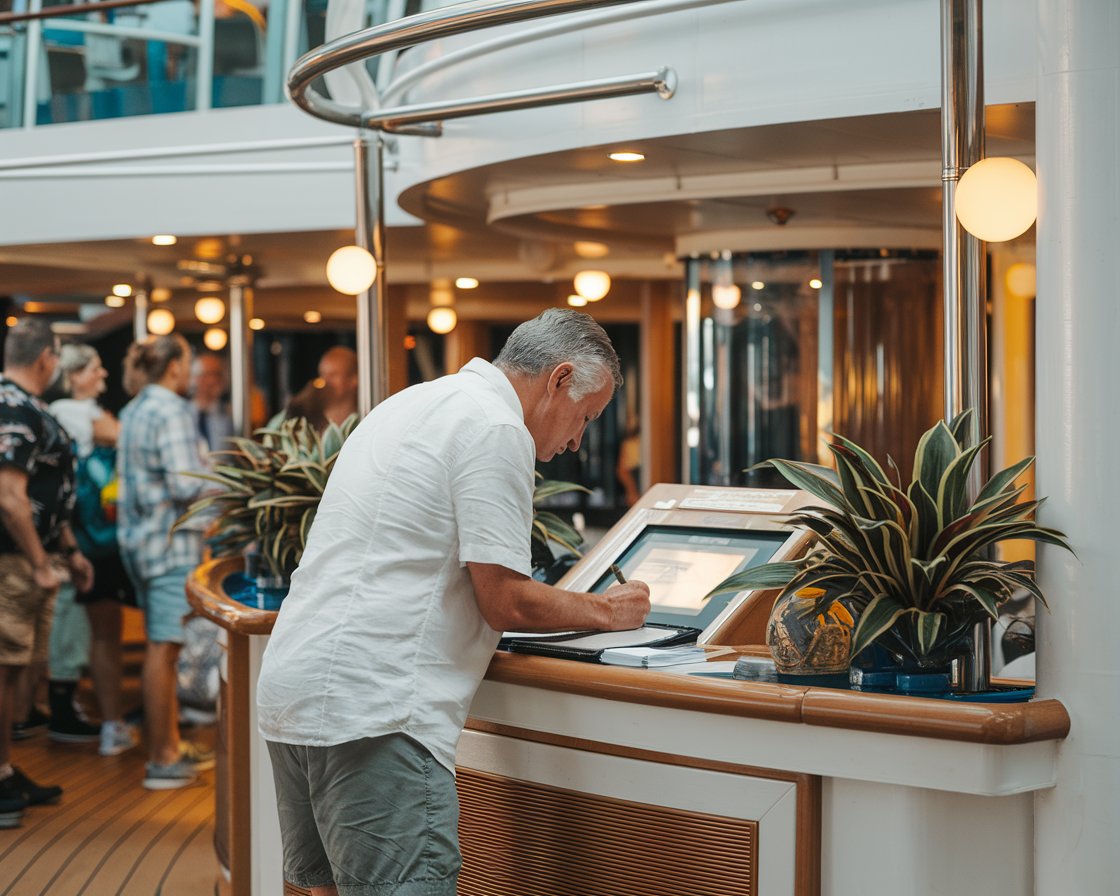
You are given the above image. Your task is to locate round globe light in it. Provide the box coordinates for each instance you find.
[326,245,376,295]
[147,308,176,335]
[573,270,611,302]
[955,157,1038,242]
[711,283,741,310]
[249,317,266,331]
[194,296,226,325]
[112,283,132,298]
[105,294,126,309]
[203,328,228,351]
[304,310,322,324]
[1005,262,1037,298]
[427,306,458,334]
[567,294,588,307]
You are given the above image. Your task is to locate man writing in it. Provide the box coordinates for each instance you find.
[0,319,94,828]
[257,310,650,895]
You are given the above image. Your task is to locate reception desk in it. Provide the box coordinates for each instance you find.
[188,557,1069,896]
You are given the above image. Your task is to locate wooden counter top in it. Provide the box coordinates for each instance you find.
[187,557,1070,747]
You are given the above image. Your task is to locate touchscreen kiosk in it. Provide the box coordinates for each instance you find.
[557,483,815,645]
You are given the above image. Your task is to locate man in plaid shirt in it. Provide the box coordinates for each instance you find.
[117,334,214,790]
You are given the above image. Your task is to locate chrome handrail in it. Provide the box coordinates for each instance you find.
[287,0,674,132]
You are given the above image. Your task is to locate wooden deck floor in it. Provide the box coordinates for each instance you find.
[0,609,220,896]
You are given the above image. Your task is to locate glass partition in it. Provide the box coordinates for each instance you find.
[0,0,399,128]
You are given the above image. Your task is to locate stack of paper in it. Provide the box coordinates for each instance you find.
[600,645,714,668]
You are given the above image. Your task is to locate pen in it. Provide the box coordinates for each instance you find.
[610,563,627,585]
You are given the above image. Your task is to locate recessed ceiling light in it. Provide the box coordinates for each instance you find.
[105,295,125,308]
[304,310,322,324]
[151,287,172,302]
[151,234,177,246]
[809,278,823,289]
[609,151,645,162]
[751,281,765,291]
[112,283,132,297]
[455,277,479,289]
[567,294,588,307]
[249,317,265,330]
[574,241,609,259]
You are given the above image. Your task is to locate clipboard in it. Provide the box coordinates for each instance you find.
[500,623,701,663]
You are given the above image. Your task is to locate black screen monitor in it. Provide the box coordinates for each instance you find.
[589,524,789,630]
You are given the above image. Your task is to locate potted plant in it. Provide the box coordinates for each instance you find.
[531,472,590,582]
[174,415,360,605]
[707,410,1072,684]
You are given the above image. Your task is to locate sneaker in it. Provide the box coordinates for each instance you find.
[0,793,24,829]
[143,759,198,791]
[48,714,101,744]
[2,767,62,806]
[12,707,50,741]
[178,741,216,772]
[99,721,139,757]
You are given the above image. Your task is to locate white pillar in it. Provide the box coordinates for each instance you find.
[1034,1,1120,892]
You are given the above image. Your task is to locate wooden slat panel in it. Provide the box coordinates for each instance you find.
[457,768,757,896]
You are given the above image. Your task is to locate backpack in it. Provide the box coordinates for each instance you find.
[74,443,119,557]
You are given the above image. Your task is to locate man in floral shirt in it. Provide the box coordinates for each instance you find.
[0,319,93,829]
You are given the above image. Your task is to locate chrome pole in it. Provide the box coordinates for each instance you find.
[941,0,990,691]
[228,278,253,437]
[354,136,388,415]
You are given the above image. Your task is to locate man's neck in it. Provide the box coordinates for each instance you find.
[2,368,41,397]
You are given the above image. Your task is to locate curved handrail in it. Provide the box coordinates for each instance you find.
[0,0,166,26]
[287,0,660,130]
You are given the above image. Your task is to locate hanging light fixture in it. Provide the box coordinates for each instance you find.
[326,245,376,295]
[955,157,1038,242]
[194,296,226,325]
[573,270,611,302]
[427,306,457,334]
[147,308,176,335]
[203,328,228,350]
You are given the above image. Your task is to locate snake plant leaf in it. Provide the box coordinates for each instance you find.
[947,408,976,448]
[850,593,907,659]
[913,420,960,513]
[937,439,989,525]
[534,478,592,501]
[914,609,946,656]
[830,433,891,486]
[766,458,847,512]
[977,455,1035,504]
[950,583,1002,619]
[704,561,804,599]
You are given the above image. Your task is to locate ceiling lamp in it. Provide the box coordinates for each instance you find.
[194,296,226,325]
[427,306,457,335]
[151,287,171,302]
[326,245,376,295]
[454,277,479,290]
[304,310,322,324]
[711,283,741,310]
[955,157,1038,242]
[203,328,228,351]
[112,283,132,298]
[567,294,588,307]
[151,234,177,246]
[751,280,765,291]
[1005,262,1037,298]
[104,294,126,308]
[249,317,266,331]
[147,308,176,335]
[5,315,17,327]
[573,270,611,302]
[809,278,823,289]
[609,151,645,162]
[574,241,610,259]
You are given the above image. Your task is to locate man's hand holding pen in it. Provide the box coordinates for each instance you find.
[602,563,650,630]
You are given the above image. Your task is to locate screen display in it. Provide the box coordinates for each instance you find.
[590,525,790,629]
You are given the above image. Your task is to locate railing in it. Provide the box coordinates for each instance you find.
[0,0,400,130]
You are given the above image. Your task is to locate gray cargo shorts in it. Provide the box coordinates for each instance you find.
[267,733,460,895]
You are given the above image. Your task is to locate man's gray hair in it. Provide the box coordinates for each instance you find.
[4,318,56,369]
[494,309,622,400]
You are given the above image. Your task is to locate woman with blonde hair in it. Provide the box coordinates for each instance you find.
[49,343,138,757]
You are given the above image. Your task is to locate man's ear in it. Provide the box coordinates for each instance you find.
[549,362,575,395]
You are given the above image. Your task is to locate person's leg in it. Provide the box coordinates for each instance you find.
[266,741,337,894]
[143,640,181,766]
[86,598,123,722]
[12,661,44,724]
[45,580,99,742]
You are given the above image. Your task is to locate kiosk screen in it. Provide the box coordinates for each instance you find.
[590,525,789,629]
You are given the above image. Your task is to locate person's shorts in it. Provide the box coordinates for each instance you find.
[76,551,136,607]
[267,733,460,895]
[135,566,193,644]
[0,553,59,666]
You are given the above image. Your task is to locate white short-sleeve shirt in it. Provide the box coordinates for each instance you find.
[256,359,535,772]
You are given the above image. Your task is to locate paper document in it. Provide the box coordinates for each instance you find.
[508,626,691,651]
